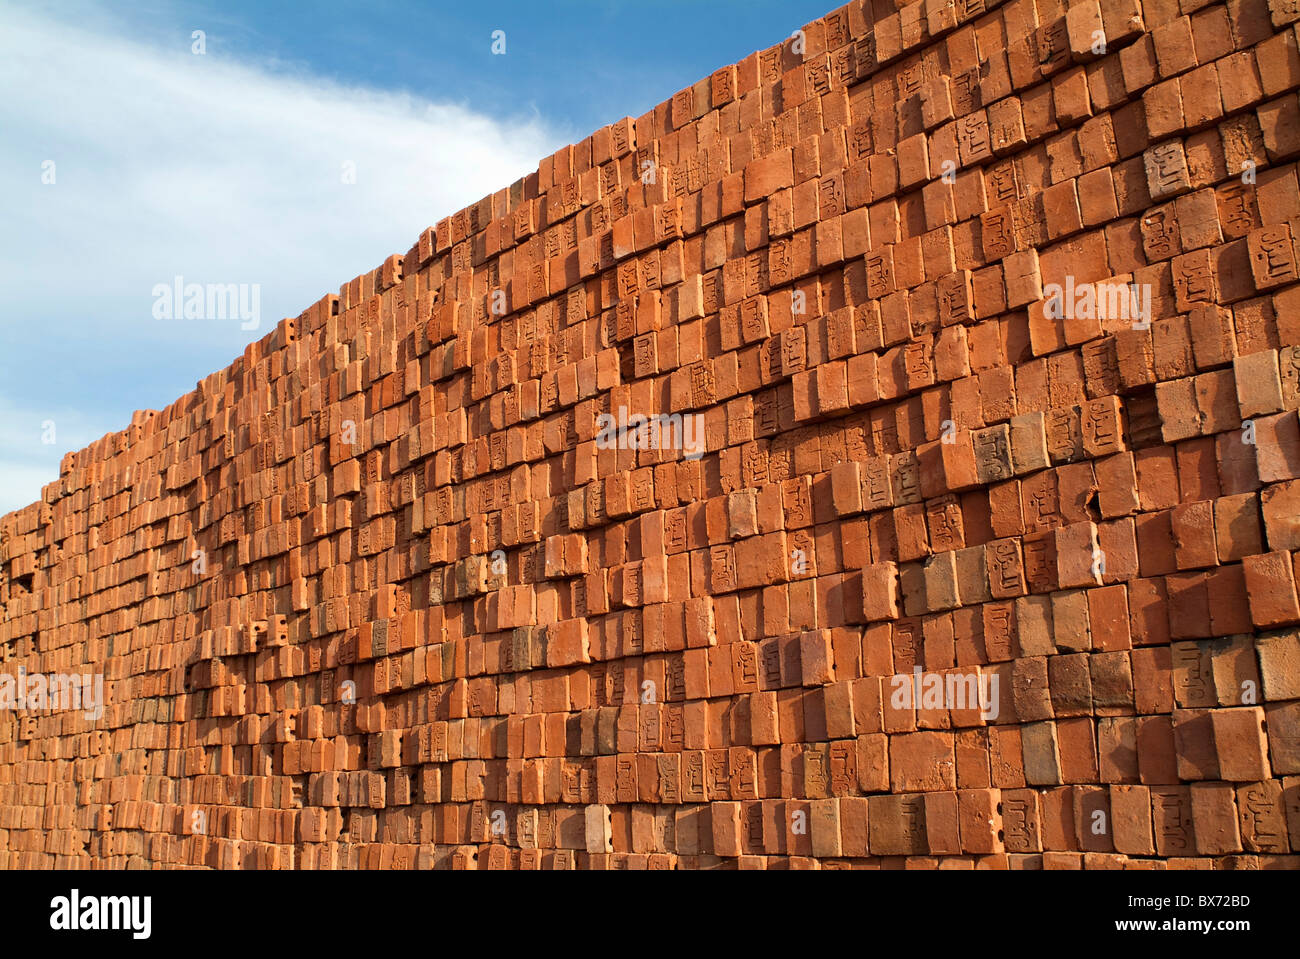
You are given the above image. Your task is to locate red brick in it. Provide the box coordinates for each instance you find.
[1243,550,1300,627]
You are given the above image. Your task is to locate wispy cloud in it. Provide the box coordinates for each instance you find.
[0,3,568,516]
[0,396,124,517]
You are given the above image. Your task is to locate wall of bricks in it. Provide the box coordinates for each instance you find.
[4,0,1300,869]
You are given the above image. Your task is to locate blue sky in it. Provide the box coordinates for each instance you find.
[0,0,834,515]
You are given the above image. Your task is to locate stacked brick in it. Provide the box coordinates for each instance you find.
[3,0,1300,869]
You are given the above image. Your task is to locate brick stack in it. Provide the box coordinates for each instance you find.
[3,0,1300,870]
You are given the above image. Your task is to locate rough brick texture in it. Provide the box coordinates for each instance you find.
[3,0,1300,869]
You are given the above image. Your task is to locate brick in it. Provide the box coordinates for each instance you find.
[1258,95,1300,160]
[1190,782,1242,855]
[1213,707,1272,781]
[745,149,794,204]
[1256,631,1300,701]
[1235,779,1290,851]
[889,731,956,792]
[1170,500,1217,570]
[1152,16,1197,78]
[1261,481,1300,550]
[1243,550,1300,627]
[1110,784,1155,855]
[861,561,900,622]
[1253,412,1300,482]
[1021,722,1064,786]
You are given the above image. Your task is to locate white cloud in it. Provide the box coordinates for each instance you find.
[0,3,568,516]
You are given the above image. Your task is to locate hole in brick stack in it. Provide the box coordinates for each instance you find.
[1124,388,1163,450]
[1085,489,1102,522]
[616,341,636,381]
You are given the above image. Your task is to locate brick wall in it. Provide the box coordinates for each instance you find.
[3,0,1300,868]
